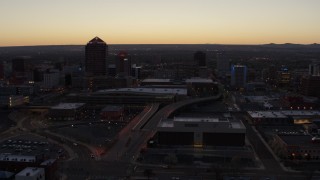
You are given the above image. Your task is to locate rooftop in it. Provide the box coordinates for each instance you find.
[101,105,124,112]
[247,110,320,119]
[40,159,56,166]
[0,154,36,162]
[281,110,320,116]
[174,117,228,123]
[159,116,245,130]
[96,88,187,95]
[247,111,287,118]
[51,103,85,110]
[87,36,106,44]
[141,78,214,84]
[278,135,320,147]
[185,78,213,83]
[16,167,44,177]
[142,79,171,83]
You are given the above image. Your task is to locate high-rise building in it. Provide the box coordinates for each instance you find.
[194,51,206,67]
[85,37,108,76]
[263,65,278,85]
[42,70,60,89]
[301,75,320,97]
[116,51,131,77]
[216,53,230,77]
[277,66,291,87]
[231,65,247,88]
[309,63,320,76]
[0,61,4,80]
[12,57,26,73]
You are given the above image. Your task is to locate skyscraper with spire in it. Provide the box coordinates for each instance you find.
[85,37,108,76]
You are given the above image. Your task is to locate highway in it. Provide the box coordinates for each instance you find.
[115,94,223,164]
[102,103,159,161]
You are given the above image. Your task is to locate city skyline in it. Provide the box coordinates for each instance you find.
[1,0,320,46]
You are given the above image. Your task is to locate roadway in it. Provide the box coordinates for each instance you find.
[102,103,159,161]
[114,94,223,164]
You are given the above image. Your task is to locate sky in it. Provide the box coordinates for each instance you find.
[1,0,320,46]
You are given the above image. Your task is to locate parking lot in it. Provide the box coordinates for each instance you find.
[51,121,126,146]
[0,134,64,159]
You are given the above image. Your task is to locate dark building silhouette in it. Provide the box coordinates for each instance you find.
[301,75,320,97]
[85,37,108,76]
[116,51,131,77]
[33,68,44,82]
[194,51,206,67]
[12,57,26,73]
[0,61,4,79]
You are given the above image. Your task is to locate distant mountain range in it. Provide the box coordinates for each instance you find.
[1,43,320,55]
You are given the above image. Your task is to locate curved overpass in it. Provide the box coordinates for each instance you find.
[118,93,223,162]
[142,93,223,130]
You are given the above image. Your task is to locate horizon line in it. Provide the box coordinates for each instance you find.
[1,42,319,48]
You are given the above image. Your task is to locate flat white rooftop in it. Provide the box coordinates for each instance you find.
[51,103,85,110]
[158,116,246,131]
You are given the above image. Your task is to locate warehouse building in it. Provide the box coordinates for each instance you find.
[47,103,87,121]
[156,116,246,147]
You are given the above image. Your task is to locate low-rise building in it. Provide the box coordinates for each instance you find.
[273,134,320,161]
[247,111,292,125]
[157,116,246,147]
[247,110,320,126]
[48,103,87,121]
[100,105,124,120]
[15,167,45,180]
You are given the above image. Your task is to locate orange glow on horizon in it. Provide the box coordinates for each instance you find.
[1,0,320,46]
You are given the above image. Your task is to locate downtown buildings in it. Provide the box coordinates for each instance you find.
[231,65,247,89]
[85,37,108,76]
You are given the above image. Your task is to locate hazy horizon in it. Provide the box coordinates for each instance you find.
[1,42,320,48]
[1,0,320,46]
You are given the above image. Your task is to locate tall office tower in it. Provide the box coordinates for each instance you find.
[116,51,131,77]
[231,65,247,88]
[11,56,30,84]
[85,37,108,76]
[309,63,320,76]
[12,57,27,73]
[277,66,291,87]
[301,75,320,97]
[0,61,4,80]
[194,51,206,67]
[216,53,230,77]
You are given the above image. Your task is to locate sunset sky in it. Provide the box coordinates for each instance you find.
[1,0,320,46]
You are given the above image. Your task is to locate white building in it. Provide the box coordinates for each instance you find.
[15,167,45,180]
[42,70,60,89]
